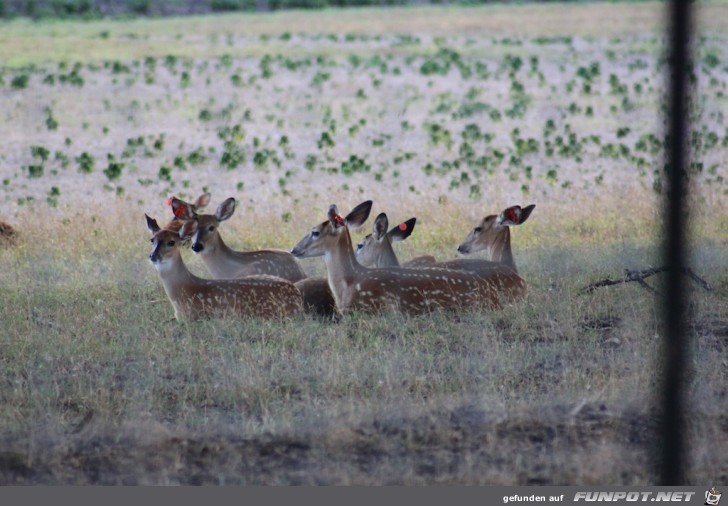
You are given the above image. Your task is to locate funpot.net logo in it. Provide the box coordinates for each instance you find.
[573,491,696,502]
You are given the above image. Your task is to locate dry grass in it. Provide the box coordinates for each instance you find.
[0,204,726,485]
[0,2,727,485]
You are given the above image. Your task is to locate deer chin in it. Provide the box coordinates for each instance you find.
[152,257,175,273]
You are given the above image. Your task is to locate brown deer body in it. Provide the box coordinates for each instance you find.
[294,277,338,318]
[354,205,535,300]
[170,195,306,283]
[291,201,500,315]
[146,215,303,321]
[445,204,535,298]
[454,204,535,271]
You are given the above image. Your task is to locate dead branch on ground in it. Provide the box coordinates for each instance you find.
[580,266,712,295]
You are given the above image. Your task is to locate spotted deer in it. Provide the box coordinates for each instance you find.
[354,205,535,300]
[169,195,306,283]
[354,213,416,268]
[146,215,303,321]
[455,204,535,269]
[432,204,536,299]
[295,212,417,319]
[354,213,435,268]
[291,201,500,315]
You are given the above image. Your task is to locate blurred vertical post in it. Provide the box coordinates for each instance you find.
[661,0,692,485]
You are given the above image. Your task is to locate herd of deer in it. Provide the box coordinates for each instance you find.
[145,194,535,321]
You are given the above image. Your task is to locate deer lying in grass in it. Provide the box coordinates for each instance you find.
[291,201,500,315]
[454,204,535,269]
[169,194,333,318]
[354,205,535,300]
[169,195,306,283]
[354,213,435,268]
[146,215,303,321]
[444,204,535,298]
[298,214,421,318]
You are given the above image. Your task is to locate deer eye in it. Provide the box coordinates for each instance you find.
[356,242,364,251]
[311,230,320,238]
[167,240,175,247]
[208,225,215,232]
[474,227,483,233]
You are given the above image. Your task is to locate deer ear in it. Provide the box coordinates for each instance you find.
[216,198,236,221]
[499,206,521,226]
[372,213,388,240]
[499,204,536,226]
[345,200,373,230]
[328,205,344,228]
[145,214,160,234]
[170,198,195,220]
[194,192,212,210]
[519,204,536,224]
[388,217,416,242]
[179,219,198,240]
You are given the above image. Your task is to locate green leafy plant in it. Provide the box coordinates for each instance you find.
[11,74,30,89]
[103,155,124,181]
[76,152,95,173]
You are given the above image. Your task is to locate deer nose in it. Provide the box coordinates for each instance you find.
[457,244,468,254]
[191,242,204,253]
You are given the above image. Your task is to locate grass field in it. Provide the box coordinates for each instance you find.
[0,1,727,485]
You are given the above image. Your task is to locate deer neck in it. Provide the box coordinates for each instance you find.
[198,232,241,277]
[376,239,400,268]
[323,228,365,303]
[156,250,198,301]
[490,227,517,272]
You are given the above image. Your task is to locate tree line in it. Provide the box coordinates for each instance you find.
[0,0,580,19]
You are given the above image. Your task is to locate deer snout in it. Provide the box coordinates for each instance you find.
[457,244,470,255]
[291,247,303,257]
[191,242,204,253]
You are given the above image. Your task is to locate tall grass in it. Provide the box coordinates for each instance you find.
[0,204,725,484]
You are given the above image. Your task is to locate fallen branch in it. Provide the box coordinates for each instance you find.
[580,266,712,295]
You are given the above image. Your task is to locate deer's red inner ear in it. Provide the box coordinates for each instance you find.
[334,214,346,227]
[166,196,175,207]
[173,203,188,219]
[398,222,407,231]
[505,208,519,223]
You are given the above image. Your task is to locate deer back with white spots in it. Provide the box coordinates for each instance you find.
[352,204,535,301]
[443,204,536,299]
[168,194,306,283]
[291,201,500,315]
[146,214,303,321]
